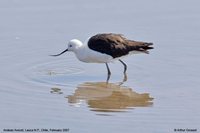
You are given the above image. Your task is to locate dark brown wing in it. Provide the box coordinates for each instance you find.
[88,33,153,58]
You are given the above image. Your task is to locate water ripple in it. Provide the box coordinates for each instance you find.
[25,58,84,87]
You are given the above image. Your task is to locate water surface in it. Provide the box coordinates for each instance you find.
[0,0,200,132]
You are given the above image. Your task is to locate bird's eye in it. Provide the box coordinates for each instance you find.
[69,44,72,47]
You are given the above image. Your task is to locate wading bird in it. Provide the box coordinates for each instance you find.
[51,33,153,82]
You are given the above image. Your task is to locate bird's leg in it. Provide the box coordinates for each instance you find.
[106,63,111,75]
[123,72,127,82]
[119,59,128,82]
[119,59,127,73]
[105,63,111,82]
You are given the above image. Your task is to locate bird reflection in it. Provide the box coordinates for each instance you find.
[66,82,153,112]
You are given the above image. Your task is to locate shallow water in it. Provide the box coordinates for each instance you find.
[1,0,200,132]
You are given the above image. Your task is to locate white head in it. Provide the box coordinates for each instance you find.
[51,39,83,56]
[67,39,83,52]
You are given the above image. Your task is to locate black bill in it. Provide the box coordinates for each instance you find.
[50,49,68,56]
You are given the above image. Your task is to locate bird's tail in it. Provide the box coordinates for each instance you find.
[142,42,154,54]
[128,41,154,54]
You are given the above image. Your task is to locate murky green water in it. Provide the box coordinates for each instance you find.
[1,0,200,132]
